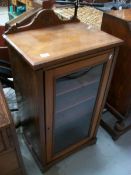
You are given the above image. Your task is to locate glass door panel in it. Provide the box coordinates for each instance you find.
[53,64,103,154]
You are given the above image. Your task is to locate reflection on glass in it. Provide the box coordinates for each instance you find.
[53,64,103,154]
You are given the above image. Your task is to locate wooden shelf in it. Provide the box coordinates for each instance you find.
[56,95,96,114]
[55,64,102,113]
[56,65,102,97]
[55,97,96,127]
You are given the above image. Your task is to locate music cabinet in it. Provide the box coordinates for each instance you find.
[0,83,25,175]
[101,9,131,140]
[3,8,122,170]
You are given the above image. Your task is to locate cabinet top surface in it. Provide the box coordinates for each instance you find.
[108,9,131,21]
[4,23,122,69]
[0,84,10,128]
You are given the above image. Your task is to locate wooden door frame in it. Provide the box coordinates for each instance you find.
[45,50,114,163]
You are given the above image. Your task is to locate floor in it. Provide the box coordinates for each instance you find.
[19,126,131,175]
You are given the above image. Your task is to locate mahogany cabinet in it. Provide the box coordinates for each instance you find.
[3,8,122,170]
[0,83,25,175]
[101,9,131,140]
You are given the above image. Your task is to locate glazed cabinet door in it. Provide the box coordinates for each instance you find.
[45,50,114,162]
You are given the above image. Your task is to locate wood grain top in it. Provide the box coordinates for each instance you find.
[0,84,10,128]
[108,9,131,21]
[4,23,122,70]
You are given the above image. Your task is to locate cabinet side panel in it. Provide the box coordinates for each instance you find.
[108,46,131,115]
[8,46,44,162]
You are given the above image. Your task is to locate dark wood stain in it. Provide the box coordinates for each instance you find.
[101,9,131,140]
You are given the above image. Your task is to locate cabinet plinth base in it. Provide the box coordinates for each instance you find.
[101,104,131,140]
